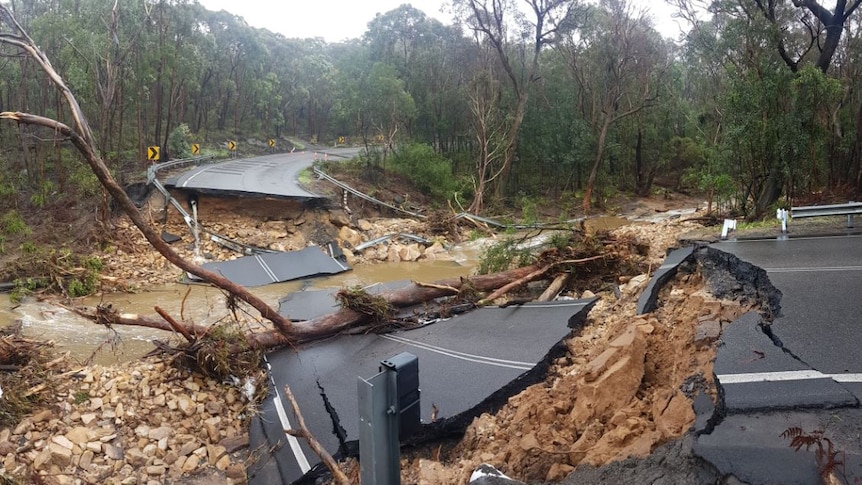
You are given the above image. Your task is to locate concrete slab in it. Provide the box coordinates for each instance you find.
[250,298,597,484]
[188,247,350,287]
[636,246,694,314]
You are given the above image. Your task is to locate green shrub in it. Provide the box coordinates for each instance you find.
[477,238,535,275]
[168,123,192,159]
[389,143,460,201]
[1,210,30,236]
[69,161,101,198]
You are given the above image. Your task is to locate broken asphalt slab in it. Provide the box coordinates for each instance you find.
[714,312,857,412]
[636,246,694,314]
[689,236,862,484]
[248,298,597,484]
[186,246,350,287]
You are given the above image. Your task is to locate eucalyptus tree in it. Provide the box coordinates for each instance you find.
[453,0,583,212]
[676,0,861,213]
[561,0,667,211]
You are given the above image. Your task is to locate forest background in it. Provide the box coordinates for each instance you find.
[1,0,861,226]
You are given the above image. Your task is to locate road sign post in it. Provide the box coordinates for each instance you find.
[227,141,237,158]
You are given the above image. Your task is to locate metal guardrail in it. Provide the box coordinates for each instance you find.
[313,167,427,219]
[791,201,862,228]
[147,154,274,255]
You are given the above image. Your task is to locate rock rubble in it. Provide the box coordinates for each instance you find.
[1,359,252,484]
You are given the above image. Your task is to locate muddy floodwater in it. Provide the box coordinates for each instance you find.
[2,246,482,365]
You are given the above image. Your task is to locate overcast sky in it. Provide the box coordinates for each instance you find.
[195,0,688,43]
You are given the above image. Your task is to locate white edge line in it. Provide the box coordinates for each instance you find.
[765,266,862,273]
[381,335,533,370]
[717,370,862,384]
[269,383,312,473]
[831,374,862,383]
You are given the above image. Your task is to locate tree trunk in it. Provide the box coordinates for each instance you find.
[0,8,297,341]
[583,116,612,213]
[73,263,546,350]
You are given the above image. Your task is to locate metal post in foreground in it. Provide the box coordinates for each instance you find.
[358,352,420,485]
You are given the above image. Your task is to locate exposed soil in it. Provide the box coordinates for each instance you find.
[4,158,784,484]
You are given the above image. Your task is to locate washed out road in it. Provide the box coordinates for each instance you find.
[694,234,862,484]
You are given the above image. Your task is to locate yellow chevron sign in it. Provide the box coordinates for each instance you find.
[228,141,236,151]
[147,146,159,161]
[268,139,275,147]
[191,143,200,155]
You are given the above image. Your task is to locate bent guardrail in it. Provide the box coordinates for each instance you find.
[147,154,274,255]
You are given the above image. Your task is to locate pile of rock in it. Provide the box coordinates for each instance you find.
[1,359,252,484]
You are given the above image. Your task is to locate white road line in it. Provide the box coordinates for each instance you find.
[262,357,311,474]
[764,266,862,273]
[381,334,534,371]
[179,166,210,187]
[255,255,279,282]
[272,387,312,473]
[717,370,862,384]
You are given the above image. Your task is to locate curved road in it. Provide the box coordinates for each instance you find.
[163,147,362,199]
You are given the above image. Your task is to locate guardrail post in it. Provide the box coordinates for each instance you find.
[776,209,789,233]
[847,214,854,228]
[358,352,420,485]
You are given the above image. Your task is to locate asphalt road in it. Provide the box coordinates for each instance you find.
[712,235,862,398]
[696,235,862,484]
[163,147,362,199]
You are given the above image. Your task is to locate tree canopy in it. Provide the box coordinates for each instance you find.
[2,0,862,218]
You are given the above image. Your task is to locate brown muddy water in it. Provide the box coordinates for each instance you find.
[1,247,484,365]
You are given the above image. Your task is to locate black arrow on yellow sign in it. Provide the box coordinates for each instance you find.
[268,139,275,147]
[228,141,236,151]
[147,146,160,161]
[191,143,200,155]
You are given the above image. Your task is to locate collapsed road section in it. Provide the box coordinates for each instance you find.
[248,298,597,484]
[185,246,350,287]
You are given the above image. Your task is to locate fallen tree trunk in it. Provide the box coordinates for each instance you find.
[70,263,547,350]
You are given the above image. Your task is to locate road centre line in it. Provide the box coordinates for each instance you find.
[717,370,862,384]
[381,334,534,371]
